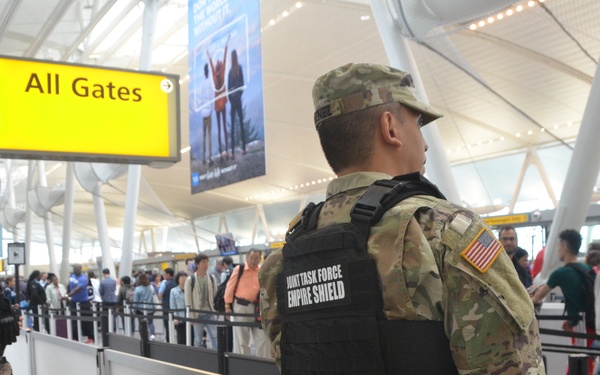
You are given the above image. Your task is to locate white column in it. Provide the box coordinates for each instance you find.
[93,185,115,276]
[37,160,58,274]
[119,0,158,279]
[24,160,35,277]
[60,162,75,284]
[540,56,600,279]
[370,0,461,204]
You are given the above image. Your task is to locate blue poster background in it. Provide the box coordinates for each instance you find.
[188,0,265,194]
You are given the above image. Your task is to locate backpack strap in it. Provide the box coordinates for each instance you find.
[232,265,244,296]
[350,173,446,241]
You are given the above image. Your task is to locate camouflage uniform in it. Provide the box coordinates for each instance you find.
[260,172,545,374]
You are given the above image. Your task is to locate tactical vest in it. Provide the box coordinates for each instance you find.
[277,174,458,375]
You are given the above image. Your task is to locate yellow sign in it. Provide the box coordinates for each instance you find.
[484,214,529,227]
[0,56,180,164]
[269,241,285,249]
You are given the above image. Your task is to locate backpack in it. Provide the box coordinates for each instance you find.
[213,265,244,312]
[277,175,456,375]
[564,263,596,329]
[86,280,94,299]
[125,286,135,305]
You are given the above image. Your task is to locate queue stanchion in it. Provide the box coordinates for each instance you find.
[76,302,82,342]
[108,307,114,333]
[139,318,149,357]
[568,354,589,375]
[186,306,192,347]
[36,305,43,333]
[66,304,73,340]
[92,303,99,344]
[49,310,56,336]
[101,311,109,347]
[125,304,132,337]
[217,325,226,374]
[168,312,175,344]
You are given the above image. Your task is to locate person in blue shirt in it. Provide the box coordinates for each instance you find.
[158,268,177,343]
[3,277,15,305]
[170,271,189,345]
[99,268,117,330]
[67,264,95,343]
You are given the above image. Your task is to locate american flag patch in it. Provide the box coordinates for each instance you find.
[461,228,503,273]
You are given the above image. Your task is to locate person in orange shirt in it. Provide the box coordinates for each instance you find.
[224,249,270,357]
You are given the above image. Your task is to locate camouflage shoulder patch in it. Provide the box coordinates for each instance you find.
[449,213,472,235]
[461,228,503,273]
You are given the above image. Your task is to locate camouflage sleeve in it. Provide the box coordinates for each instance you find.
[258,248,284,370]
[440,210,545,374]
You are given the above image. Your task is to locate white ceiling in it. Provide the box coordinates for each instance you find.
[0,0,599,252]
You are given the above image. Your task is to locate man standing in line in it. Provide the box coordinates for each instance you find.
[66,264,95,343]
[532,229,595,374]
[259,63,543,374]
[99,268,117,330]
[158,268,177,342]
[498,226,532,288]
[208,259,224,286]
[184,254,218,349]
[225,249,270,357]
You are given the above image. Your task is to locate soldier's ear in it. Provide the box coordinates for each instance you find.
[379,111,402,148]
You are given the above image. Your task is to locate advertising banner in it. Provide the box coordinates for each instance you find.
[189,0,266,193]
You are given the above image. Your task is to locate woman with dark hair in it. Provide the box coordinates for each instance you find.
[228,49,246,159]
[27,270,47,332]
[133,273,156,340]
[515,248,533,288]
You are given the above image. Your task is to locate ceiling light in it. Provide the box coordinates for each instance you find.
[469,24,477,30]
[516,132,521,137]
[282,11,289,17]
[516,5,523,11]
[528,1,535,6]
[295,1,302,8]
[180,146,191,154]
[527,130,533,135]
[541,128,546,132]
[567,121,573,127]
[506,9,514,16]
[269,19,275,25]
[478,20,485,27]
[497,13,504,20]
[554,124,559,129]
[487,17,494,23]
[360,15,370,21]
[500,136,505,141]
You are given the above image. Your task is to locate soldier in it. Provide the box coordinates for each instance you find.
[259,63,545,374]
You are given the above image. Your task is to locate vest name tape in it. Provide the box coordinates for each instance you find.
[284,261,351,313]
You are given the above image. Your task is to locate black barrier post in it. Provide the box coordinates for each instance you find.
[101,313,109,347]
[140,319,149,358]
[568,354,589,375]
[217,326,227,374]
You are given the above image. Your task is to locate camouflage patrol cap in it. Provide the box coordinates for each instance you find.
[312,63,443,129]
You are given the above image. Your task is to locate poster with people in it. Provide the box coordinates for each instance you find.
[188,0,266,194]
